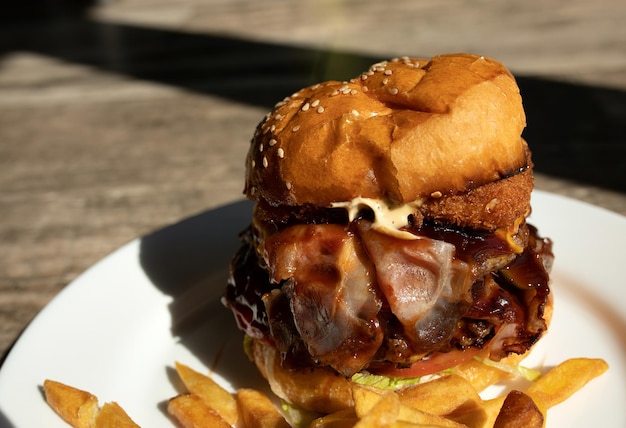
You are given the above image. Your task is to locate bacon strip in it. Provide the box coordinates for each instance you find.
[357,221,473,354]
[263,224,383,376]
[225,219,552,374]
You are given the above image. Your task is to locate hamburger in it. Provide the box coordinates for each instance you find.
[223,53,554,413]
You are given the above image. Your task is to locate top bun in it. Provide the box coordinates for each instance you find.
[245,54,528,207]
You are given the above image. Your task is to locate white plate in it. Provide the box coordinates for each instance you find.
[0,191,624,427]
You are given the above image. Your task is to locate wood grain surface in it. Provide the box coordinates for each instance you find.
[1,0,625,362]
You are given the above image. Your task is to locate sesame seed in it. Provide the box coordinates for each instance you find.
[311,99,320,107]
[311,83,321,90]
[259,144,264,152]
[351,109,359,116]
[331,90,339,96]
[292,125,301,132]
[389,87,399,95]
[302,102,310,111]
[317,106,325,113]
[269,138,277,146]
[361,74,368,80]
[251,159,256,168]
[262,156,268,168]
[250,186,256,195]
[275,114,283,120]
[277,148,285,158]
[362,86,369,92]
[270,124,276,132]
[350,89,358,95]
[382,77,389,85]
[286,182,292,190]
[384,69,393,76]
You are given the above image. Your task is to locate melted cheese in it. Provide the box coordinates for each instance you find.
[495,215,525,253]
[332,197,420,240]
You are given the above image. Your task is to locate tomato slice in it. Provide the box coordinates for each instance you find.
[370,347,482,378]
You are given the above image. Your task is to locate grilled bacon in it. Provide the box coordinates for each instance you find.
[224,218,552,375]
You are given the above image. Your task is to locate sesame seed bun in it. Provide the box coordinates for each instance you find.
[226,54,554,416]
[245,54,529,210]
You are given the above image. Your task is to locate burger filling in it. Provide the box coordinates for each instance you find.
[223,201,553,378]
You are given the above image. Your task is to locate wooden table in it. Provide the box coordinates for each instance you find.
[1,0,625,363]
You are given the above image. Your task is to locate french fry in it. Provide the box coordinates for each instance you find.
[167,394,231,428]
[43,356,609,428]
[449,395,506,428]
[396,404,467,428]
[397,374,482,416]
[493,390,543,428]
[352,385,385,418]
[236,388,291,428]
[352,385,465,428]
[526,358,608,410]
[95,402,141,428]
[43,380,140,428]
[452,359,515,393]
[308,408,359,428]
[43,380,99,428]
[354,390,400,428]
[174,361,238,425]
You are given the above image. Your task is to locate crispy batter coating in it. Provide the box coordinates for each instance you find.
[419,168,534,231]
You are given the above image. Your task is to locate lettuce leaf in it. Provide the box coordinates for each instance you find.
[350,371,422,390]
[281,401,319,428]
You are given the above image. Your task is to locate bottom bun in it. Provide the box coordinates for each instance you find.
[250,339,355,414]
[250,292,553,414]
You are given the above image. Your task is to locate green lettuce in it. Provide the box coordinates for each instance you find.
[350,371,422,391]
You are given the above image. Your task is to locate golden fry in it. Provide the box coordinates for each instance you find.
[493,390,543,428]
[449,395,505,428]
[398,374,482,416]
[352,385,384,418]
[43,379,99,428]
[236,388,291,428]
[174,361,238,426]
[167,394,230,428]
[527,358,608,410]
[352,385,464,428]
[354,391,400,428]
[396,405,466,428]
[43,356,609,428]
[451,359,515,393]
[308,408,358,428]
[95,402,140,428]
